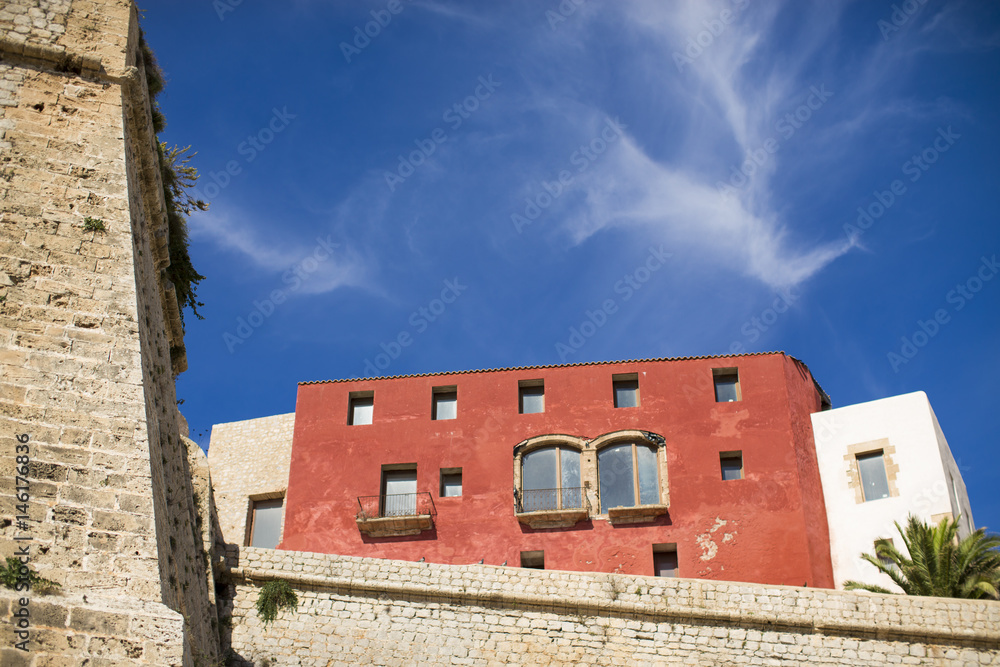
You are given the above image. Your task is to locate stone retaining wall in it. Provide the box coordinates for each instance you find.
[221,546,1000,666]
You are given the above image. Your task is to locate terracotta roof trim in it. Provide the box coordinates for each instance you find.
[298,351,787,385]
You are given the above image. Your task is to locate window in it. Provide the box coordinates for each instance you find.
[857,451,890,502]
[432,386,457,420]
[520,550,544,569]
[440,468,462,497]
[720,451,743,481]
[519,380,545,414]
[653,544,678,577]
[613,374,639,408]
[875,538,898,571]
[520,446,581,511]
[381,466,417,516]
[598,442,659,512]
[248,498,283,549]
[713,369,741,402]
[348,391,374,425]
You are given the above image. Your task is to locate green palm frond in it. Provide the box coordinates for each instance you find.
[853,514,1000,600]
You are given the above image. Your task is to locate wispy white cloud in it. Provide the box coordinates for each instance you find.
[513,0,857,289]
[188,205,371,295]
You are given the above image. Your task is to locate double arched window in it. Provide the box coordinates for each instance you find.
[514,431,667,524]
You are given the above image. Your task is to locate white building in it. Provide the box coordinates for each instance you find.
[811,391,974,590]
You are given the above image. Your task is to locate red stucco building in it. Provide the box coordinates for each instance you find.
[279,352,836,588]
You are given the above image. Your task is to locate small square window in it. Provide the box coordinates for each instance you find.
[875,538,898,571]
[652,544,677,577]
[520,550,544,569]
[432,386,457,421]
[348,391,374,425]
[440,468,462,497]
[713,369,741,402]
[857,451,890,502]
[720,451,743,481]
[613,374,639,408]
[519,380,544,414]
[248,497,283,549]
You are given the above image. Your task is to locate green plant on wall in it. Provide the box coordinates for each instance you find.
[255,579,298,625]
[82,216,106,232]
[139,30,208,329]
[0,557,61,595]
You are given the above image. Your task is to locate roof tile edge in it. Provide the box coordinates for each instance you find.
[298,351,787,385]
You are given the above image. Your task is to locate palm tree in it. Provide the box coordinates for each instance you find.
[844,514,1000,600]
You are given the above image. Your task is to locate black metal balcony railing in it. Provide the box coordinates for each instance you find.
[357,492,436,520]
[517,487,586,513]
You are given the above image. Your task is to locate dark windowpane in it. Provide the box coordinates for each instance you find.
[653,549,678,577]
[614,379,639,408]
[441,472,462,497]
[250,499,283,549]
[714,376,739,402]
[520,385,544,414]
[858,452,889,501]
[636,444,659,505]
[721,454,743,481]
[599,444,635,511]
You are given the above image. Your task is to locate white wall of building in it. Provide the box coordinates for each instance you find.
[811,391,974,590]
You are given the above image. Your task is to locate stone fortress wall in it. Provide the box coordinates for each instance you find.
[0,0,218,664]
[220,546,1000,666]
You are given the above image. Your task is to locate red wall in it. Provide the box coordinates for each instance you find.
[281,353,835,588]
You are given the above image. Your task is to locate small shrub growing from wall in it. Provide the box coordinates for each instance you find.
[255,580,298,625]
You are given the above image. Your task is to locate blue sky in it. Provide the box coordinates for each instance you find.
[142,1,1000,531]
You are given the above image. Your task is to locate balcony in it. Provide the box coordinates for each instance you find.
[515,487,589,529]
[356,492,436,537]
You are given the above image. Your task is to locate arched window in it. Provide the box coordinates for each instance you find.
[598,442,659,512]
[521,446,582,512]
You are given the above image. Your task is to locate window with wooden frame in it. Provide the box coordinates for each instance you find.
[653,543,678,577]
[597,441,659,512]
[720,451,744,480]
[247,497,284,549]
[520,446,582,511]
[612,373,639,408]
[432,386,457,421]
[518,379,545,414]
[440,467,462,497]
[713,368,741,402]
[348,391,374,425]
